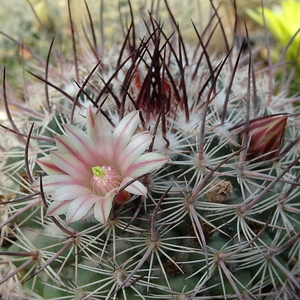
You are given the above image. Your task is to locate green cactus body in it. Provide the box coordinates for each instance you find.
[1,1,300,299]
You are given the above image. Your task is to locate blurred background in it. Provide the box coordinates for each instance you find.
[0,0,280,63]
[2,0,300,95]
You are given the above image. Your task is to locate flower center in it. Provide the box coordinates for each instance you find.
[91,166,122,195]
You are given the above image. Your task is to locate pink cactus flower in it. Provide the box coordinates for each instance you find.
[245,115,287,161]
[32,107,169,225]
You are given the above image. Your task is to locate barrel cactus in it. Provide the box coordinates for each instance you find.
[1,1,300,299]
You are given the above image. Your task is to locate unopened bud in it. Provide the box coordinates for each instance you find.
[244,115,287,161]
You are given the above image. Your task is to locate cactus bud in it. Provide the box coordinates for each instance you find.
[244,115,287,161]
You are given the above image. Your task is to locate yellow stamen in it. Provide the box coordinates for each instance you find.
[92,166,104,177]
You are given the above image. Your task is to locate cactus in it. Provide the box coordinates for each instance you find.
[1,1,300,299]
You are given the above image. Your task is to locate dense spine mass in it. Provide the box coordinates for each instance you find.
[1,1,300,299]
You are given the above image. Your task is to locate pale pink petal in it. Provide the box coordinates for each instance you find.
[93,190,115,225]
[63,124,99,164]
[126,153,170,177]
[66,195,99,223]
[113,111,140,155]
[51,185,92,201]
[46,200,72,216]
[35,157,68,176]
[50,152,90,180]
[119,131,153,173]
[32,175,79,193]
[120,177,147,196]
[86,106,113,151]
[55,135,78,155]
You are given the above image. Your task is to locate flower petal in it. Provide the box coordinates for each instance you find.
[63,124,99,165]
[35,157,68,176]
[51,185,91,201]
[113,111,140,154]
[66,195,98,224]
[86,106,113,158]
[93,190,115,225]
[50,152,90,180]
[119,131,153,173]
[120,177,147,196]
[126,153,170,177]
[55,135,78,155]
[46,200,72,216]
[32,175,78,193]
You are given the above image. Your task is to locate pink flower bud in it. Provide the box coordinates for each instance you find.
[244,115,287,161]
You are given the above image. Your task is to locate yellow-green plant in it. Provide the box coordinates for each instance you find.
[247,0,300,69]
